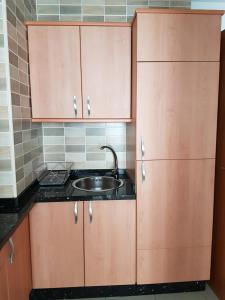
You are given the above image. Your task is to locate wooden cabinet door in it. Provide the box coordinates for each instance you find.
[136,13,221,62]
[29,202,84,288]
[81,26,131,119]
[137,160,215,284]
[136,62,219,160]
[28,26,82,119]
[84,200,136,286]
[0,244,9,300]
[7,216,32,300]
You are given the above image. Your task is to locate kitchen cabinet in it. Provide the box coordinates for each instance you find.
[7,216,32,300]
[27,23,131,121]
[137,159,215,283]
[0,217,32,300]
[29,200,136,288]
[136,11,221,62]
[210,31,225,300]
[127,9,222,286]
[0,244,9,300]
[81,26,131,119]
[28,26,82,119]
[136,62,219,160]
[84,200,135,286]
[210,169,225,299]
[29,202,84,288]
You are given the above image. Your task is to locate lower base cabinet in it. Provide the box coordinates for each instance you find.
[84,200,136,286]
[0,216,32,300]
[0,244,9,299]
[29,202,84,288]
[29,200,136,288]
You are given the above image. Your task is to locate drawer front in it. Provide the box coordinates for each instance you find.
[137,13,221,62]
[137,247,211,284]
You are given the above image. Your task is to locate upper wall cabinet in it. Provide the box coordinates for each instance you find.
[28,26,82,119]
[136,12,221,62]
[80,26,131,119]
[28,24,131,121]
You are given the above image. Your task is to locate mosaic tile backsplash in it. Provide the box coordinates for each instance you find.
[36,0,191,22]
[42,123,126,169]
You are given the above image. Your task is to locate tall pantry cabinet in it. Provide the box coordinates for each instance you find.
[210,30,225,300]
[130,9,222,284]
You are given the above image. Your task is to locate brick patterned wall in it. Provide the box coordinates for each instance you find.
[36,0,191,22]
[6,0,44,196]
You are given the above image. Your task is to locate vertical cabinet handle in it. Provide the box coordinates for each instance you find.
[8,238,15,264]
[74,202,78,224]
[87,96,91,117]
[73,96,77,117]
[141,137,145,158]
[141,161,146,182]
[88,201,93,223]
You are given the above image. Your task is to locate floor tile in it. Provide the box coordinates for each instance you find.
[204,285,219,300]
[107,296,155,300]
[155,292,206,300]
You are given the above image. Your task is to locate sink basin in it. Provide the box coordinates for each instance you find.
[72,176,123,192]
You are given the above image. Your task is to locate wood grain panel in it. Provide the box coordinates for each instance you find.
[134,8,224,15]
[7,216,32,300]
[210,30,225,300]
[136,62,219,160]
[28,26,82,118]
[216,33,225,168]
[137,160,215,250]
[0,244,9,300]
[81,26,131,119]
[137,13,221,61]
[84,200,136,286]
[29,202,84,288]
[210,168,225,299]
[137,247,211,284]
[26,21,131,27]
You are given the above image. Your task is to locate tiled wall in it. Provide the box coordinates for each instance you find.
[43,123,126,169]
[191,0,225,30]
[5,0,44,196]
[36,0,191,22]
[0,0,16,197]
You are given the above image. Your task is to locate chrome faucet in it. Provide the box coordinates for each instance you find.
[100,145,119,179]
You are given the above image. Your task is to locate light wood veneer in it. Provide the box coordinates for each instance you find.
[29,202,84,288]
[84,200,136,286]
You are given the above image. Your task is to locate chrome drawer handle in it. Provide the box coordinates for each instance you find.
[87,96,91,116]
[141,137,145,158]
[89,201,93,223]
[141,161,146,182]
[8,238,15,264]
[73,96,77,117]
[74,202,78,224]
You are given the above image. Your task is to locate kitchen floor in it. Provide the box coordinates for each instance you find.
[65,285,218,300]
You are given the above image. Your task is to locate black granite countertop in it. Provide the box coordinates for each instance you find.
[34,169,136,202]
[0,169,136,250]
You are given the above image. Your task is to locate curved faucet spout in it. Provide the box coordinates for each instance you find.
[100,145,119,179]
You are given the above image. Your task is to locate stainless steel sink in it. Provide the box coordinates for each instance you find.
[72,176,123,192]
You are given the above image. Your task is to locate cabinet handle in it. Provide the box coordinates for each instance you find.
[73,96,78,117]
[141,161,146,182]
[141,137,145,158]
[74,202,78,224]
[8,238,15,264]
[87,96,91,117]
[88,201,93,223]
